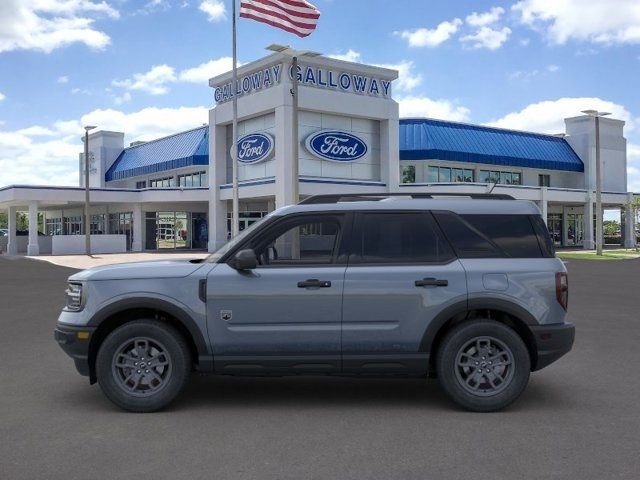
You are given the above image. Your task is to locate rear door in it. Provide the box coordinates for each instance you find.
[341,211,467,374]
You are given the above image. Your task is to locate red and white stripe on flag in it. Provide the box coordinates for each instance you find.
[239,0,320,38]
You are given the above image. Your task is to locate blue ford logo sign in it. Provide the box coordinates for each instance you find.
[233,133,274,164]
[305,131,368,162]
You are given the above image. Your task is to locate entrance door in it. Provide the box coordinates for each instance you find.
[206,213,349,373]
[341,212,467,374]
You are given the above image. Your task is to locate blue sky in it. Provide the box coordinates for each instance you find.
[1,0,639,190]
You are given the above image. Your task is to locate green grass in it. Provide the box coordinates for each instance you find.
[557,249,640,260]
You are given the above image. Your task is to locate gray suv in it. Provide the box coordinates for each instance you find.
[54,193,574,412]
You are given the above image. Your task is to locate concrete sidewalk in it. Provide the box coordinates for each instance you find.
[22,251,209,269]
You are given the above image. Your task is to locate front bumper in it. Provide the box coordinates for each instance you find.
[54,324,96,377]
[531,322,575,371]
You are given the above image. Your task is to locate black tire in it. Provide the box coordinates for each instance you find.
[436,319,530,412]
[96,320,191,412]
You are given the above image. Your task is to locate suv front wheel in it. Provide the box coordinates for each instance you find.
[436,320,531,412]
[96,320,191,412]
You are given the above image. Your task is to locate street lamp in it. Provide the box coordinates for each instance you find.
[266,44,321,204]
[83,125,97,256]
[581,110,611,256]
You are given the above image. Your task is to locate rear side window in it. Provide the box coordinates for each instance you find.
[352,212,455,264]
[435,212,550,258]
[462,215,542,258]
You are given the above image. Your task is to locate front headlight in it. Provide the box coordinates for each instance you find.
[65,282,84,311]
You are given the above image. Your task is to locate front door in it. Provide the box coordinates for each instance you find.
[206,213,350,374]
[341,211,467,374]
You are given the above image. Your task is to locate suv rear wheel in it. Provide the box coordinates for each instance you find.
[436,320,530,412]
[96,320,191,412]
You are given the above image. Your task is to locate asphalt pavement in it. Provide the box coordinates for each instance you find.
[0,255,639,480]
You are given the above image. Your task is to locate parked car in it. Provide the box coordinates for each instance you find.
[55,193,574,412]
[0,228,7,237]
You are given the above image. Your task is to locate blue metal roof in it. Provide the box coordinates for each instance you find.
[105,126,209,181]
[399,118,583,172]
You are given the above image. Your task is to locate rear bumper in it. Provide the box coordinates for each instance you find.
[531,322,575,371]
[54,324,96,377]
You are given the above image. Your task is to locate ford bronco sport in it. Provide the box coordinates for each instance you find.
[55,193,575,412]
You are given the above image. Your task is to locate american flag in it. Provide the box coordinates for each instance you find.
[240,0,321,38]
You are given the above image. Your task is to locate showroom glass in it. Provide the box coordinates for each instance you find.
[479,170,522,185]
[402,165,416,184]
[254,217,341,266]
[353,213,454,264]
[428,166,473,183]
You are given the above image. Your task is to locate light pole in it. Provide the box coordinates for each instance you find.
[83,125,97,255]
[266,44,320,204]
[581,110,610,256]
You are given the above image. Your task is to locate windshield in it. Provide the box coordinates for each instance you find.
[205,213,274,263]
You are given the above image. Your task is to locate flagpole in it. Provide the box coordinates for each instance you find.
[291,55,299,203]
[231,0,240,238]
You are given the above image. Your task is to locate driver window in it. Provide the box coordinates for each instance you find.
[254,217,341,266]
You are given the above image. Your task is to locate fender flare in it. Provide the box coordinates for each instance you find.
[419,298,538,353]
[87,297,211,366]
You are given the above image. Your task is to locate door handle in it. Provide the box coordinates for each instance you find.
[297,279,332,288]
[415,278,448,287]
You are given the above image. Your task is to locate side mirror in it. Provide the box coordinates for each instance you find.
[233,249,257,270]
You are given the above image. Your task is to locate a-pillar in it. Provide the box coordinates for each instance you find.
[624,193,636,248]
[27,202,40,256]
[583,195,595,249]
[132,204,143,252]
[7,206,17,255]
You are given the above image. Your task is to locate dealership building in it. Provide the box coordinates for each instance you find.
[0,51,636,255]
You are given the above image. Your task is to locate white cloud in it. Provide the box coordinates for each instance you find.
[71,87,90,95]
[513,0,640,45]
[0,0,119,54]
[485,97,636,134]
[460,26,511,50]
[328,50,362,63]
[57,75,69,84]
[373,60,422,93]
[546,64,559,72]
[466,7,505,27]
[396,18,462,47]
[0,92,5,101]
[0,105,209,187]
[398,96,471,122]
[112,64,177,95]
[508,64,559,81]
[179,56,234,83]
[199,0,226,22]
[113,91,131,105]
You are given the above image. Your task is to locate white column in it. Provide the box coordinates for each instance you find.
[624,193,636,248]
[381,112,400,192]
[538,187,548,225]
[562,206,569,247]
[583,195,595,249]
[132,204,143,252]
[7,206,17,255]
[27,202,40,256]
[274,104,295,209]
[208,117,230,252]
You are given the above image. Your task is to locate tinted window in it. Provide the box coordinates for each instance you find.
[462,214,543,258]
[252,216,342,266]
[530,215,555,257]
[434,212,502,258]
[353,213,454,264]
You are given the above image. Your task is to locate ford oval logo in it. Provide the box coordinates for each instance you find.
[305,131,368,162]
[233,133,274,164]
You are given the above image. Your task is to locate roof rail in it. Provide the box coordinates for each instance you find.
[298,192,515,205]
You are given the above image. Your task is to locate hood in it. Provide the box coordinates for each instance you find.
[69,259,206,281]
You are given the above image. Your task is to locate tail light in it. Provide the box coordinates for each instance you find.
[555,272,568,311]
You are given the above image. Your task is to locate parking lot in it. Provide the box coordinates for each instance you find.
[1,255,639,480]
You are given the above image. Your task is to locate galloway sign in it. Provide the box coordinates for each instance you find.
[233,133,275,164]
[305,131,368,162]
[214,65,282,104]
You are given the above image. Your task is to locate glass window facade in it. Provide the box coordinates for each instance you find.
[145,211,207,250]
[427,166,473,183]
[401,165,416,184]
[108,212,133,250]
[479,170,522,185]
[178,171,208,187]
[149,177,175,188]
[136,181,147,189]
[45,218,62,236]
[539,174,551,187]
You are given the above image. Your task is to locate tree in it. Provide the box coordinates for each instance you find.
[603,220,620,236]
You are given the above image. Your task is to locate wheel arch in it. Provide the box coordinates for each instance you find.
[422,298,539,372]
[87,298,212,383]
